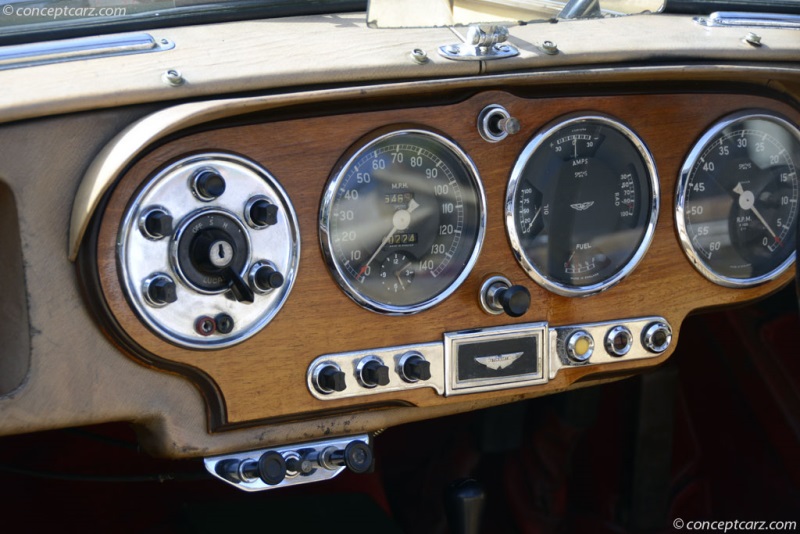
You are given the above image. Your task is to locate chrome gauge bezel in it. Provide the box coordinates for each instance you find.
[319,128,487,315]
[675,111,799,288]
[505,114,660,297]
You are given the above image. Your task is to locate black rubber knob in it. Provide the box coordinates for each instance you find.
[343,441,373,474]
[403,356,431,381]
[254,265,284,291]
[318,365,346,393]
[362,360,390,387]
[444,478,486,534]
[497,285,530,318]
[143,209,173,238]
[147,276,177,305]
[257,451,286,486]
[194,170,226,199]
[249,199,279,227]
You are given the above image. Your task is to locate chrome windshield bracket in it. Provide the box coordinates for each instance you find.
[438,24,519,61]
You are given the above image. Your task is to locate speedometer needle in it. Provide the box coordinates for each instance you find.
[358,199,420,279]
[733,182,781,244]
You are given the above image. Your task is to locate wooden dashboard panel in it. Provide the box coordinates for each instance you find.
[89,90,797,430]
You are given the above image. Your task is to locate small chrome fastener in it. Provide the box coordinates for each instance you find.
[541,40,559,55]
[744,32,762,47]
[410,48,429,64]
[162,69,185,87]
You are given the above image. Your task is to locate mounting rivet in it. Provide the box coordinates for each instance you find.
[162,69,185,87]
[540,40,559,55]
[744,32,762,47]
[410,48,429,64]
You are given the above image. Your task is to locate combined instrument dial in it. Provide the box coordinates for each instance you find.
[320,129,486,314]
[676,111,799,286]
[506,115,659,296]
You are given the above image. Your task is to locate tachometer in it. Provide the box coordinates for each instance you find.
[320,129,486,314]
[676,111,799,286]
[506,114,659,296]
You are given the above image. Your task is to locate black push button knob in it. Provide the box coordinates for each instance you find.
[325,441,374,474]
[146,275,177,305]
[254,265,284,292]
[193,169,226,200]
[249,198,279,227]
[257,451,287,485]
[317,365,346,393]
[402,354,431,382]
[142,209,173,239]
[361,359,390,387]
[497,285,530,318]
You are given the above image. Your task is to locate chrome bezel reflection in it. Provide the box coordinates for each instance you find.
[675,110,798,288]
[319,128,487,315]
[505,114,660,297]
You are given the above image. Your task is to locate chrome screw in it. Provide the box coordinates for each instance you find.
[410,48,429,64]
[162,69,185,87]
[744,32,762,47]
[541,40,559,55]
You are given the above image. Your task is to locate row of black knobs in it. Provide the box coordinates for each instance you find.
[317,354,432,393]
[216,441,373,486]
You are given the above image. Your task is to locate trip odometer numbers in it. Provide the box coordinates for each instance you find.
[677,112,799,286]
[320,129,485,314]
[506,115,659,296]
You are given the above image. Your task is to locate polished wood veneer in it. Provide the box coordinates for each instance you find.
[91,91,797,430]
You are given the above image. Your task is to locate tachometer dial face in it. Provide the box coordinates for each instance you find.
[506,115,659,296]
[320,129,486,314]
[676,112,799,286]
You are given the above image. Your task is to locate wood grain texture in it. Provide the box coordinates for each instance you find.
[94,91,797,429]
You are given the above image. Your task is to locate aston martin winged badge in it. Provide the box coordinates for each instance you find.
[474,352,523,371]
[570,201,594,211]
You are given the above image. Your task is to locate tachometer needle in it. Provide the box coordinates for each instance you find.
[358,199,420,279]
[733,182,781,243]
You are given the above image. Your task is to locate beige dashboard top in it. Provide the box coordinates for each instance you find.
[0,12,798,125]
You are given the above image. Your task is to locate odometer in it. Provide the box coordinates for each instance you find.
[320,129,486,314]
[506,115,659,296]
[677,112,799,286]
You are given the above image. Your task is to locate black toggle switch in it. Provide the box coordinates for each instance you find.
[146,275,177,305]
[193,169,226,200]
[249,198,279,227]
[316,364,346,393]
[401,354,431,382]
[257,451,287,486]
[225,266,255,303]
[142,209,173,239]
[360,359,390,387]
[497,285,530,318]
[254,265,284,292]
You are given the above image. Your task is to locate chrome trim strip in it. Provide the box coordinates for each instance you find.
[0,33,173,71]
[505,113,660,297]
[69,63,800,261]
[695,12,800,29]
[675,111,798,288]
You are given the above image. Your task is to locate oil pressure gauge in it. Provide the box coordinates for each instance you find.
[506,114,659,296]
[676,111,799,286]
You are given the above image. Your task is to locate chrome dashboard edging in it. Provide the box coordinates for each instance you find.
[68,63,800,261]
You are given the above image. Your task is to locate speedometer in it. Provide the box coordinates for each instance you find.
[320,129,486,314]
[676,111,799,286]
[506,114,659,296]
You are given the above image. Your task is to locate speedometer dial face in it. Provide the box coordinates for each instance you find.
[506,115,659,296]
[676,112,799,286]
[320,129,486,314]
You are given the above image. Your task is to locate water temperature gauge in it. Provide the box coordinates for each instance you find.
[506,114,659,296]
